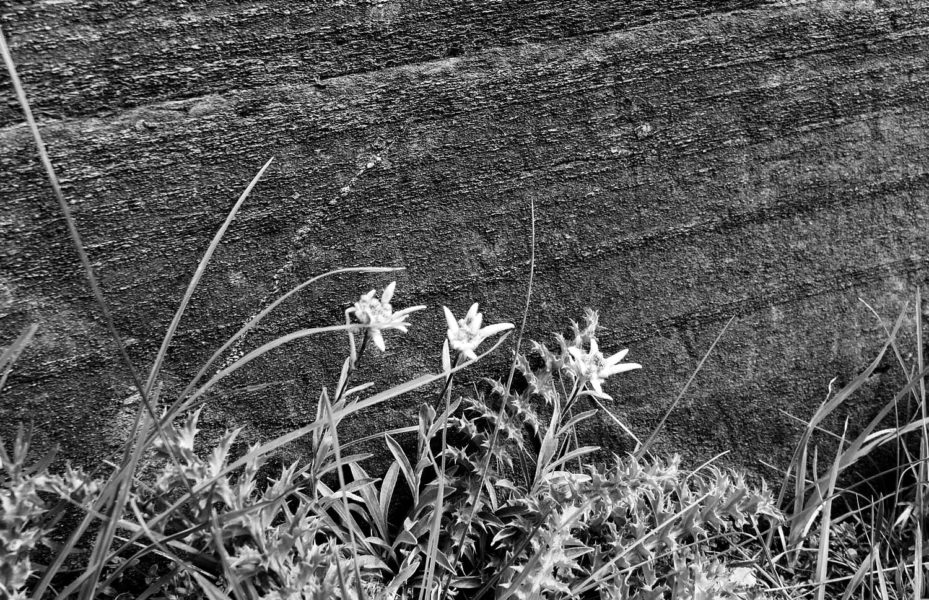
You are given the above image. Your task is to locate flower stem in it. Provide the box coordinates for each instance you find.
[335,331,368,405]
[552,382,582,470]
[432,352,462,412]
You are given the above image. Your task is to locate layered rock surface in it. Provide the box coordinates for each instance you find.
[1,0,928,472]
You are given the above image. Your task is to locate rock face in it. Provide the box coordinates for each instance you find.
[1,1,928,474]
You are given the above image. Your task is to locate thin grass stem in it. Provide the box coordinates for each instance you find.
[636,316,733,459]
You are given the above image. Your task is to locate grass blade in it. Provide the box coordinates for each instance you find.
[78,409,154,600]
[419,390,453,600]
[915,286,927,600]
[1,24,200,522]
[637,316,733,458]
[163,323,360,422]
[191,572,232,600]
[145,158,274,395]
[343,425,418,449]
[0,324,37,393]
[321,391,367,600]
[913,521,924,600]
[0,23,157,440]
[180,266,401,399]
[588,395,642,447]
[814,420,847,600]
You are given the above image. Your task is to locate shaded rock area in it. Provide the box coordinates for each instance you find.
[1,1,928,476]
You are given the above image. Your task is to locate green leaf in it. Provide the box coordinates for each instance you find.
[385,435,419,506]
[191,572,232,600]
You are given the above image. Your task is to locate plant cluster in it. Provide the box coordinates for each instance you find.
[751,301,929,600]
[2,276,785,599]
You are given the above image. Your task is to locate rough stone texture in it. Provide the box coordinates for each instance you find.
[2,0,928,475]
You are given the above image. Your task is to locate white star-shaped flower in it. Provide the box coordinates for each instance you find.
[566,337,641,398]
[351,281,425,352]
[443,302,514,360]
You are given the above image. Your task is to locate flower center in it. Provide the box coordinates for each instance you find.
[575,348,605,379]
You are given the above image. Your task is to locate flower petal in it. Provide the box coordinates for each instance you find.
[370,330,386,352]
[394,305,427,318]
[382,281,396,304]
[587,388,613,400]
[443,306,458,332]
[603,349,629,366]
[478,323,515,338]
[601,362,642,377]
[466,302,480,321]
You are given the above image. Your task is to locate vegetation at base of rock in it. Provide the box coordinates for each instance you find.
[2,291,927,599]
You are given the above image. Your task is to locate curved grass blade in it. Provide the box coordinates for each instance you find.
[79,410,154,600]
[418,397,451,600]
[146,157,274,395]
[321,392,368,600]
[0,25,158,437]
[0,324,37,393]
[161,323,361,426]
[813,420,847,600]
[179,266,402,399]
[636,316,733,459]
[343,425,418,449]
[1,31,207,589]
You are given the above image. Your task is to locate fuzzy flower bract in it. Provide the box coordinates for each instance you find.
[443,302,514,360]
[351,281,425,352]
[566,337,641,398]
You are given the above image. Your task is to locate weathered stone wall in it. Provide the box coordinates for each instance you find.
[2,0,928,474]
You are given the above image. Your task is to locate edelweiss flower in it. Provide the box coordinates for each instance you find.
[443,303,514,360]
[351,281,425,352]
[566,337,640,398]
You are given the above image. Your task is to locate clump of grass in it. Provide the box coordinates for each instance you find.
[754,298,929,600]
[1,297,783,599]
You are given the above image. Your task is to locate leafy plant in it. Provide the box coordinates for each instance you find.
[2,287,787,600]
